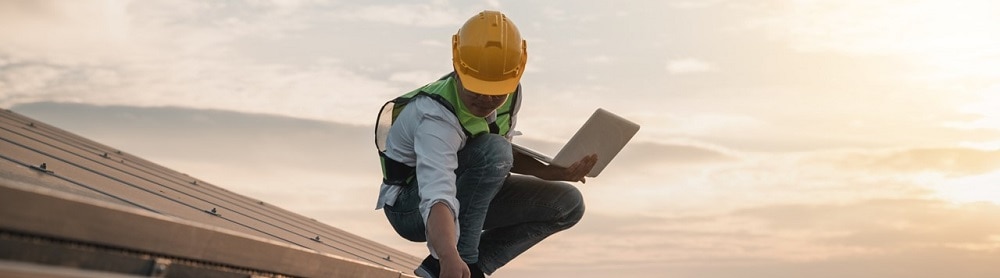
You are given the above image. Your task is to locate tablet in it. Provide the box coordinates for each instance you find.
[513,108,640,177]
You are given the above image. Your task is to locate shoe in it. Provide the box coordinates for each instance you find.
[468,262,486,278]
[414,255,488,278]
[414,255,440,278]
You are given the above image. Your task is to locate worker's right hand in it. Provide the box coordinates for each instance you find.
[536,153,598,183]
[439,255,471,278]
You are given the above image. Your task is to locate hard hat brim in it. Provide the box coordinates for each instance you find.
[453,65,520,96]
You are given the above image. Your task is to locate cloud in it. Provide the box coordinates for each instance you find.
[669,0,724,9]
[807,147,1000,204]
[329,3,464,27]
[418,39,448,47]
[0,0,417,126]
[749,0,1000,55]
[485,0,502,9]
[746,0,1000,84]
[541,7,568,21]
[0,63,65,96]
[582,147,945,217]
[0,0,131,64]
[614,141,736,166]
[948,84,1000,133]
[825,148,1000,177]
[663,113,766,137]
[500,198,1000,278]
[389,71,440,87]
[585,55,615,64]
[1,58,401,125]
[10,102,379,177]
[736,199,1000,249]
[666,58,716,74]
[0,1,537,129]
[523,246,1000,278]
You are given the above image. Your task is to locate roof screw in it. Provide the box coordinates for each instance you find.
[28,122,35,127]
[116,150,122,154]
[101,153,109,158]
[31,163,53,174]
[29,163,52,174]
[205,207,221,216]
[191,180,198,185]
[384,255,392,261]
[312,236,321,242]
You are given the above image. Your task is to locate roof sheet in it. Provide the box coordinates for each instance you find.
[0,108,419,277]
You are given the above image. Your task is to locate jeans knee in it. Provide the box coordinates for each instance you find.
[463,134,513,170]
[559,185,586,228]
[480,134,513,164]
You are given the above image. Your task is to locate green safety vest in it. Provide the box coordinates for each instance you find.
[375,72,520,186]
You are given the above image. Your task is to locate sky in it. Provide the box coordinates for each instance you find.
[3,0,1000,277]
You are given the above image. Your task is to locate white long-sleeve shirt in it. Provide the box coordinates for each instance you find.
[375,94,520,244]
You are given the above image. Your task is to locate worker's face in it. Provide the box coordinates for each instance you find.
[457,79,509,117]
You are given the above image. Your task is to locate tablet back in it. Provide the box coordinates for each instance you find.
[551,108,640,177]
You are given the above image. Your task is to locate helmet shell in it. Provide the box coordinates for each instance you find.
[452,11,527,96]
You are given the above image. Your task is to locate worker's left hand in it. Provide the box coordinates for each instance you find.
[540,154,598,183]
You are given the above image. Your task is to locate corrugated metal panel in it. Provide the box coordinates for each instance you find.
[0,109,419,277]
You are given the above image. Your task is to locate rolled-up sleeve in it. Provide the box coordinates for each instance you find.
[413,112,464,239]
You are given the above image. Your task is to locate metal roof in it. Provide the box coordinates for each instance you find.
[0,108,419,277]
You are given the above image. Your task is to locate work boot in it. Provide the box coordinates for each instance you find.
[414,255,488,278]
[414,255,440,278]
[468,262,486,278]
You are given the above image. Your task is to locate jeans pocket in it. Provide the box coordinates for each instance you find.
[385,206,426,242]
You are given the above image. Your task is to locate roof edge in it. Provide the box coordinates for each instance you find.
[0,179,415,278]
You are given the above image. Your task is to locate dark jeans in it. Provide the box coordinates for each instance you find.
[384,134,585,274]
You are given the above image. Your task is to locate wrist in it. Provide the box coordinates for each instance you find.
[537,165,560,181]
[437,249,462,262]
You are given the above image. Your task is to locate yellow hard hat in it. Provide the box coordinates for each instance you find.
[452,10,527,96]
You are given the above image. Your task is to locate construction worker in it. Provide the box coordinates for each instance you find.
[374,10,597,278]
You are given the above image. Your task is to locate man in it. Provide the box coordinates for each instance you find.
[375,10,597,278]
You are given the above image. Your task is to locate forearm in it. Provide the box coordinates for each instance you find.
[511,149,551,177]
[427,202,461,261]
